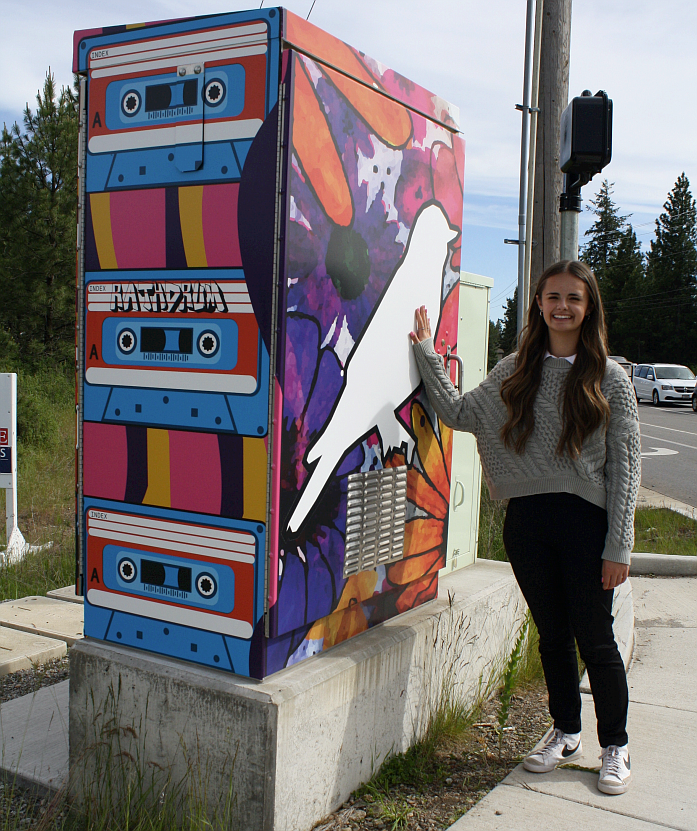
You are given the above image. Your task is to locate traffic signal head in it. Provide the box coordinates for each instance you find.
[560,90,612,177]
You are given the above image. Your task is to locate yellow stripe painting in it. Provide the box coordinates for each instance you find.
[144,428,171,508]
[89,193,118,269]
[243,437,268,521]
[178,186,207,267]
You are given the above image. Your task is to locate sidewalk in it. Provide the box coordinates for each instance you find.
[448,576,697,831]
[0,587,81,791]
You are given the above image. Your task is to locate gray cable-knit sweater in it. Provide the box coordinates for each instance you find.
[413,339,641,564]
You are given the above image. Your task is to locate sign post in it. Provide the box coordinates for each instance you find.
[0,373,26,564]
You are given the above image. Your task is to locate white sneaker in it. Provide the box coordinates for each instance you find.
[598,744,631,794]
[523,728,582,773]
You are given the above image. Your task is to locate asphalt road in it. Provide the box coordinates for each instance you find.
[638,401,697,508]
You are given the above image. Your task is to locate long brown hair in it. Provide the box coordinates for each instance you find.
[499,260,610,458]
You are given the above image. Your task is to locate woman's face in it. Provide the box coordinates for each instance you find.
[536,272,591,341]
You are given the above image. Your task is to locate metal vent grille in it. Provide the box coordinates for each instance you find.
[343,466,408,577]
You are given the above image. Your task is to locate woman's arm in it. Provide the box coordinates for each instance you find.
[410,306,483,433]
[602,364,642,572]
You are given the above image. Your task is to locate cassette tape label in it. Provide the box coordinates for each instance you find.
[88,280,249,315]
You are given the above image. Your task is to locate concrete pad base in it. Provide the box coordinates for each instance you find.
[0,681,69,793]
[0,596,84,646]
[69,560,526,831]
[0,628,66,676]
[633,576,697,627]
[46,586,84,604]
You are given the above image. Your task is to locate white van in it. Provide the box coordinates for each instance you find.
[633,363,696,405]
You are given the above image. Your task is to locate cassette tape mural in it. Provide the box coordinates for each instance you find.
[75,8,465,678]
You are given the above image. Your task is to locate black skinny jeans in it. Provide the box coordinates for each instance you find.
[503,492,629,748]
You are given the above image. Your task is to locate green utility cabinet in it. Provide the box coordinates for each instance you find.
[442,271,494,574]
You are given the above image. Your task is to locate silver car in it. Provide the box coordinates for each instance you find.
[633,363,696,405]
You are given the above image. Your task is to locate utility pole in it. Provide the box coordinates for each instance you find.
[530,0,572,287]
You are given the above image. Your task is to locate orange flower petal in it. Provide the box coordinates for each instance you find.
[329,606,370,647]
[388,546,443,585]
[292,59,353,227]
[407,467,448,520]
[335,570,379,612]
[412,401,450,496]
[403,517,443,558]
[440,421,453,479]
[395,573,439,614]
[285,14,412,149]
[324,65,412,149]
[384,448,407,469]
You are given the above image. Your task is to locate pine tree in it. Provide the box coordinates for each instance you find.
[581,180,629,287]
[645,173,697,363]
[603,226,647,360]
[0,71,78,367]
[499,289,518,356]
[581,181,641,349]
[488,320,502,371]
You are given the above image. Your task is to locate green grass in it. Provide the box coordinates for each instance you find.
[634,507,697,556]
[478,486,697,562]
[477,483,508,561]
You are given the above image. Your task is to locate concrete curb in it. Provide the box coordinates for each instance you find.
[630,552,697,576]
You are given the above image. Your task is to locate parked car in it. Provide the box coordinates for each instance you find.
[693,389,697,413]
[633,363,696,405]
[608,356,634,380]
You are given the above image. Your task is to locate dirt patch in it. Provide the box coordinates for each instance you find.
[313,684,551,830]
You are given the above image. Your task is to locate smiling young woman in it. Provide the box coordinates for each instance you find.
[410,260,641,796]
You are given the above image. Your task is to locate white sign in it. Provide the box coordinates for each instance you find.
[0,373,26,563]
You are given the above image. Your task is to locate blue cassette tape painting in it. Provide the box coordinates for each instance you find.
[76,8,281,677]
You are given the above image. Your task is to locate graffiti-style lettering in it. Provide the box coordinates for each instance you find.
[109,282,231,314]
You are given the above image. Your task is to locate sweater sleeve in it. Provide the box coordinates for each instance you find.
[412,338,481,432]
[412,339,516,434]
[602,366,642,564]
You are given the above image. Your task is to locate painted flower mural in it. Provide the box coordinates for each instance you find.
[263,44,465,671]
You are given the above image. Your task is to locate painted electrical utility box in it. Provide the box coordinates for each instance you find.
[74,7,467,679]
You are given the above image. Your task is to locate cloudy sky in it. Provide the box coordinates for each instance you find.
[1,0,695,319]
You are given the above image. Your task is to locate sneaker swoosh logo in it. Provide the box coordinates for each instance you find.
[562,742,580,757]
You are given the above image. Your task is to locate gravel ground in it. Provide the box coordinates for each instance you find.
[0,654,70,703]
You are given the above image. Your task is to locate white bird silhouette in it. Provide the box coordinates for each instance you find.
[286,203,458,534]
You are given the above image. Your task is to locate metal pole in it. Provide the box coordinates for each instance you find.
[517,0,536,340]
[559,174,582,260]
[523,0,544,314]
[559,211,579,260]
